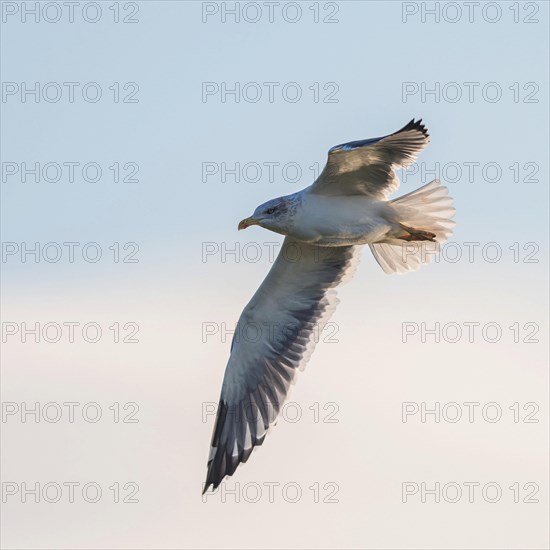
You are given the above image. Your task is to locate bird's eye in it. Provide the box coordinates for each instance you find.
[265,207,276,215]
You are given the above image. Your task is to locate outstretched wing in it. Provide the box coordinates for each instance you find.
[310,119,430,199]
[203,238,360,493]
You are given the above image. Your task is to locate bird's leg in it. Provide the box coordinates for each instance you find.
[398,223,436,242]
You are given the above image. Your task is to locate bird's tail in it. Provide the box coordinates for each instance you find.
[369,179,455,274]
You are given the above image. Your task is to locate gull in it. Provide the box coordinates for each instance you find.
[203,119,455,493]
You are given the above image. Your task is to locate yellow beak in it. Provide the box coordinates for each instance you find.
[238,217,259,231]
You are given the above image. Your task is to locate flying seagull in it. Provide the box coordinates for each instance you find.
[203,119,455,493]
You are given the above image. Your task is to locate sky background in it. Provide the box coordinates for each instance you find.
[1,1,549,549]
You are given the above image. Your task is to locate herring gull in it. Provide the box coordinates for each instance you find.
[203,119,455,493]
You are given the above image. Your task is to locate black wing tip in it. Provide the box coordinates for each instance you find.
[329,118,429,154]
[202,462,225,495]
[202,478,219,495]
[202,435,267,496]
[397,118,429,138]
[202,421,271,496]
[202,440,230,495]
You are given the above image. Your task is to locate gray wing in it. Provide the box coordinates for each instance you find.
[310,119,429,199]
[203,238,360,492]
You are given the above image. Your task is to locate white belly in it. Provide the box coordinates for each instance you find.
[288,193,397,246]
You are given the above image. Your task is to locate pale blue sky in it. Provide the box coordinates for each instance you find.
[2,1,548,283]
[1,3,549,548]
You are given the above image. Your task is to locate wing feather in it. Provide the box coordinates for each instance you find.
[310,119,430,199]
[203,238,360,492]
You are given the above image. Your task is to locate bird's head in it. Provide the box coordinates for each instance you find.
[238,195,297,234]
